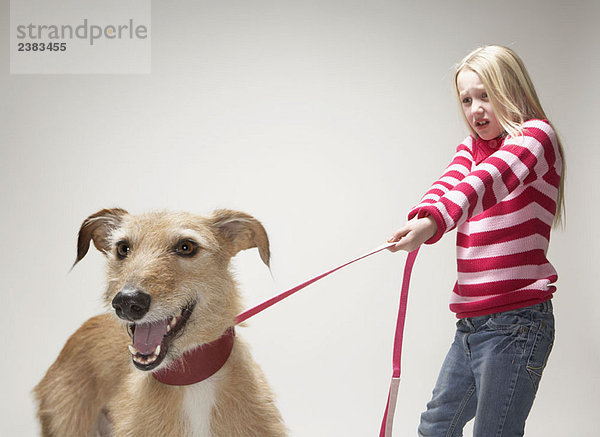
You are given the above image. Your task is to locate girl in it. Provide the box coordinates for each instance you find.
[387,45,565,436]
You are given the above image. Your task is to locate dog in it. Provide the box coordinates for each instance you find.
[34,208,287,437]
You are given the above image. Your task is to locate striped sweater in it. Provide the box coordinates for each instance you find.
[409,119,562,318]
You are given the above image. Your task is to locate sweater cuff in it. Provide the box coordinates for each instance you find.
[407,207,420,221]
[408,205,446,244]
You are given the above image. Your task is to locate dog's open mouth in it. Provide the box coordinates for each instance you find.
[126,303,196,371]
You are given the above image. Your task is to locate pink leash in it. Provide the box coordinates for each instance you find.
[235,243,420,436]
[379,247,419,437]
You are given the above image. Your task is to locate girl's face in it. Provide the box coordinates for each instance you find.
[456,69,504,140]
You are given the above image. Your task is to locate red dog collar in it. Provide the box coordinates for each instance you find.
[152,327,235,386]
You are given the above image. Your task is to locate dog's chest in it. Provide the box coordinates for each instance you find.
[182,377,218,437]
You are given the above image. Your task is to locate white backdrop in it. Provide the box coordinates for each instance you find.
[2,1,599,436]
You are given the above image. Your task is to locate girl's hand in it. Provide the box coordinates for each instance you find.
[387,216,438,253]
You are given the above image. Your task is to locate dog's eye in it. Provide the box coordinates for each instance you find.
[175,240,198,257]
[116,241,130,259]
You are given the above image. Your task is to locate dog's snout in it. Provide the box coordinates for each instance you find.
[112,288,151,321]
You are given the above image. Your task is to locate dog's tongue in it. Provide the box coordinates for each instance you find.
[133,320,168,355]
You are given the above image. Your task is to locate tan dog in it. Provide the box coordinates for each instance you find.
[34,209,287,437]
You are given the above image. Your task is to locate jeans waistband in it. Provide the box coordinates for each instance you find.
[532,299,553,314]
[485,300,553,319]
[459,300,553,331]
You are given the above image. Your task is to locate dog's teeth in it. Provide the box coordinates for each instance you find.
[130,344,161,366]
[166,317,177,333]
[133,354,155,365]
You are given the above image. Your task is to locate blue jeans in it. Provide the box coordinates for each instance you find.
[418,301,555,437]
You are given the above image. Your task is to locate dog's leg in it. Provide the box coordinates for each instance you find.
[34,314,130,437]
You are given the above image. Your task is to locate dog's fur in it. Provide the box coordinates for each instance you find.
[34,209,287,437]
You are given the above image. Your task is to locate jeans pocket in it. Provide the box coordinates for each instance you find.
[526,319,555,391]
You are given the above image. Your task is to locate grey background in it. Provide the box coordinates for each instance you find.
[2,0,599,436]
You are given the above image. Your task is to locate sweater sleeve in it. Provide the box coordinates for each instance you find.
[408,135,475,218]
[410,119,560,244]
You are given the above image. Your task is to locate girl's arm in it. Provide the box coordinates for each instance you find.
[410,119,560,244]
[409,136,475,212]
[387,136,473,253]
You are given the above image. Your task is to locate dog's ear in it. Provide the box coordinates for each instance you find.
[74,208,128,267]
[210,210,270,267]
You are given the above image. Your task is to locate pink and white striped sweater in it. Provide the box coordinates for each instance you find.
[409,119,562,318]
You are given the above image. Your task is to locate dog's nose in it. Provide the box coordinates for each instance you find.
[112,288,151,321]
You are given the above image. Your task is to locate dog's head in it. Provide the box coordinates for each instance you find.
[74,208,270,371]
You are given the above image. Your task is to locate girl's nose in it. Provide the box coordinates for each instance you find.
[473,102,485,114]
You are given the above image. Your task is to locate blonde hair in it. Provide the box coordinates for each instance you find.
[454,45,566,227]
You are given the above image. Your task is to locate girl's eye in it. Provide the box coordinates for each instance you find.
[462,97,471,104]
[116,241,130,259]
[175,240,198,257]
[482,92,488,99]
